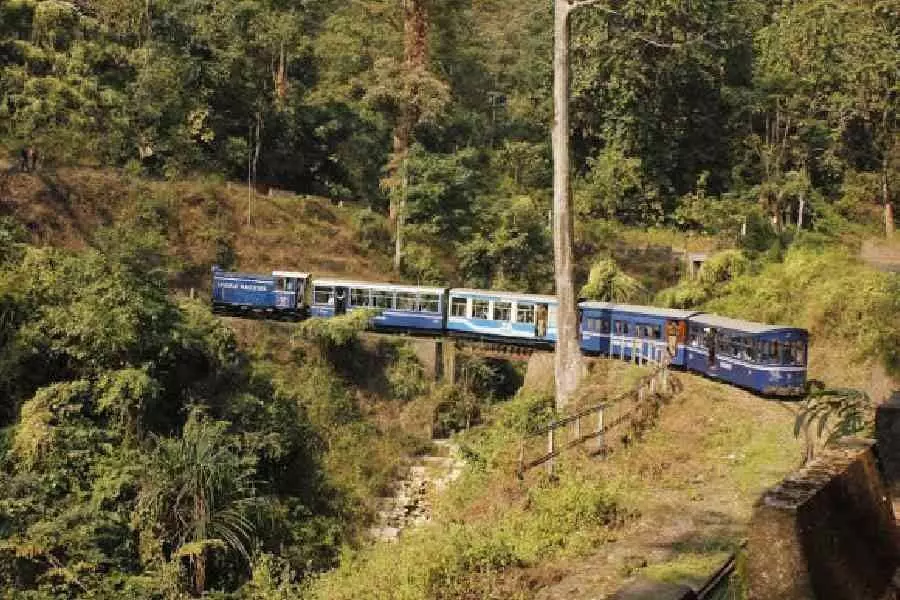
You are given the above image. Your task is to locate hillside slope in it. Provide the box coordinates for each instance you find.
[0,166,393,289]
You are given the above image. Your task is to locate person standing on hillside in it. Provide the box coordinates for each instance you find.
[19,146,37,172]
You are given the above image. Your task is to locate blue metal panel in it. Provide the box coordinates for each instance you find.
[685,346,806,395]
[446,317,558,344]
[212,272,277,309]
[372,310,444,332]
[579,306,610,355]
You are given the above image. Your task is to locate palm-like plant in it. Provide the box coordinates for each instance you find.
[580,258,646,303]
[135,410,259,595]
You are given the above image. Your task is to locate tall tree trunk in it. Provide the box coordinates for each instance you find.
[551,0,580,410]
[884,156,894,239]
[391,0,428,272]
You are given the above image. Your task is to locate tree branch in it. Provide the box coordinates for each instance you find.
[566,0,724,51]
[567,0,619,15]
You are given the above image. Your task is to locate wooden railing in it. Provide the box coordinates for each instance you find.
[517,358,673,478]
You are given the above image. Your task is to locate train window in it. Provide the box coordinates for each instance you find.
[451,297,468,317]
[276,277,286,291]
[790,341,806,366]
[601,319,610,333]
[372,290,393,309]
[419,294,440,313]
[493,301,512,321]
[613,320,622,335]
[473,300,490,319]
[397,292,417,311]
[517,304,534,324]
[314,287,333,305]
[351,288,370,307]
[689,325,703,347]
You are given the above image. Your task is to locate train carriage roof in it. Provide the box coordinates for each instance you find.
[449,288,558,304]
[313,278,447,295]
[213,270,275,282]
[272,270,310,279]
[690,313,807,335]
[579,301,698,320]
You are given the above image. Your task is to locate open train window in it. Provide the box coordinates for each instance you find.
[790,341,806,366]
[472,300,490,319]
[493,301,512,321]
[313,287,333,305]
[451,297,468,317]
[689,325,704,347]
[351,288,370,307]
[419,294,440,313]
[397,292,417,311]
[516,304,534,324]
[372,290,393,309]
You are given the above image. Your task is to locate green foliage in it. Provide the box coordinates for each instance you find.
[310,390,620,600]
[580,257,647,303]
[794,387,874,454]
[697,250,751,287]
[296,310,376,351]
[0,238,347,597]
[135,411,259,593]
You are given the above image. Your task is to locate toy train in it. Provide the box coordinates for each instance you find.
[211,267,808,396]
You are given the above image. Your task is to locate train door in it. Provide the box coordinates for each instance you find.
[535,303,549,338]
[334,286,349,315]
[274,277,297,311]
[665,321,678,359]
[705,327,717,367]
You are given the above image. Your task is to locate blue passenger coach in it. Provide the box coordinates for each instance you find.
[446,288,558,346]
[211,267,309,317]
[579,302,698,366]
[309,278,448,333]
[684,313,808,396]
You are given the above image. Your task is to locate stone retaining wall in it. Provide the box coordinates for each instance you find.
[746,438,900,600]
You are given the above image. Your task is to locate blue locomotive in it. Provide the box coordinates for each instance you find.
[211,268,809,396]
[211,267,310,318]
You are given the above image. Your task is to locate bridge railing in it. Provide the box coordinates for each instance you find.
[517,357,672,478]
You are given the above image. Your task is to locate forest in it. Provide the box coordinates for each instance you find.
[0,0,898,597]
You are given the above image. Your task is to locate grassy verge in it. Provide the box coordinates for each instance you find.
[306,360,802,599]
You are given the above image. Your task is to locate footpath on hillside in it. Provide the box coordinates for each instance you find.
[521,375,802,599]
[369,439,467,542]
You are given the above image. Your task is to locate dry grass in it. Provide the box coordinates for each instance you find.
[0,167,393,288]
[527,372,802,598]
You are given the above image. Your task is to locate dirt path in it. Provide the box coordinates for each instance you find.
[368,439,466,542]
[526,375,803,599]
[861,239,900,273]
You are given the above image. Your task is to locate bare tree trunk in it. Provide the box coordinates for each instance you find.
[394,156,407,272]
[390,0,428,272]
[884,157,894,239]
[552,0,580,410]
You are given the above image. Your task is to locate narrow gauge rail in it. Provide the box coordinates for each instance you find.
[210,267,808,396]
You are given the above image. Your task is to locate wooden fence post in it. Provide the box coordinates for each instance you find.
[547,428,555,476]
[517,442,525,479]
[597,408,604,452]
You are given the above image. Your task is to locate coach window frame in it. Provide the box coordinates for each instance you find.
[493,301,512,322]
[314,286,334,305]
[472,299,490,320]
